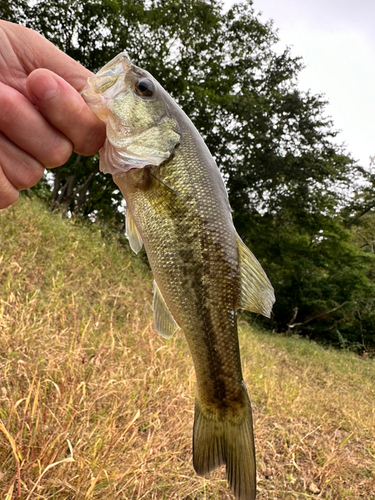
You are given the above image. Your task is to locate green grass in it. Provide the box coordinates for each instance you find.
[0,197,374,499]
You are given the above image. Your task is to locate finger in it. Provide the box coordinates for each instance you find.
[0,132,45,190]
[27,69,106,156]
[0,165,19,209]
[0,81,73,168]
[2,21,93,94]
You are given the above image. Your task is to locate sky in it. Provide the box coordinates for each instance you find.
[225,0,375,168]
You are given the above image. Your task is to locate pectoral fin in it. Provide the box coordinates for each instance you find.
[152,281,179,338]
[125,207,143,254]
[237,236,275,317]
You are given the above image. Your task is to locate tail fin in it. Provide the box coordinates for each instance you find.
[192,387,256,500]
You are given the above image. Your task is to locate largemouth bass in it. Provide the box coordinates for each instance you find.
[82,52,275,500]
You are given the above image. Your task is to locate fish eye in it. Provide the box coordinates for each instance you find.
[135,79,154,97]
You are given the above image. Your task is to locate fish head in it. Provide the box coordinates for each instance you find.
[81,51,180,176]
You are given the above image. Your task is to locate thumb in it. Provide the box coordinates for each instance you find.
[27,69,105,156]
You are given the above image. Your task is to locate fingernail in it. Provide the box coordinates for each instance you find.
[30,74,59,102]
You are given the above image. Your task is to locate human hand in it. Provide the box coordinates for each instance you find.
[0,20,106,209]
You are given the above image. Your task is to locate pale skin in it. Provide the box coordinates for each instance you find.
[0,20,106,209]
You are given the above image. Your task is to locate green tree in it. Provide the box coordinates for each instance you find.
[0,0,29,23]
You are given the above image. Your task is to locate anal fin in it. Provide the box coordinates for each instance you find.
[126,207,143,254]
[237,235,275,317]
[152,281,179,339]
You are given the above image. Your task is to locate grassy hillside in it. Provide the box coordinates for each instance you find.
[0,197,374,500]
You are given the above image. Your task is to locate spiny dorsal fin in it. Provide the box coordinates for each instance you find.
[152,281,179,339]
[126,207,143,254]
[237,236,275,317]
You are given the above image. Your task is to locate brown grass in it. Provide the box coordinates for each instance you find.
[0,197,374,499]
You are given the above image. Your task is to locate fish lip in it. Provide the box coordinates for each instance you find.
[80,85,105,104]
[97,51,132,76]
[80,51,133,108]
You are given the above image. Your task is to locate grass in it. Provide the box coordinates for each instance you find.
[0,197,374,499]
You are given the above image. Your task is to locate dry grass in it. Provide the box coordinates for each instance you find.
[0,197,374,499]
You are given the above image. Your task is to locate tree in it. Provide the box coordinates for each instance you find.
[0,0,29,24]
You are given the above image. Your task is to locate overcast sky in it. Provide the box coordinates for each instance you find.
[225,0,375,168]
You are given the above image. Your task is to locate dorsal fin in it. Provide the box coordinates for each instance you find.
[126,207,143,254]
[152,281,179,338]
[237,236,275,317]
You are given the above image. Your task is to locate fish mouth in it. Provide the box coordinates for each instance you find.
[96,51,132,77]
[81,52,133,118]
[82,51,180,176]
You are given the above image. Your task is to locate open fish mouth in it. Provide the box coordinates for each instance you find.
[81,52,180,176]
[80,52,132,119]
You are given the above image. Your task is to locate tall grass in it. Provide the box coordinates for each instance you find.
[1,197,374,499]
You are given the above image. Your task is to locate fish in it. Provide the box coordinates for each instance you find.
[81,52,275,500]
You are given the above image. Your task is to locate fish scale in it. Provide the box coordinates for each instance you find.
[82,51,275,500]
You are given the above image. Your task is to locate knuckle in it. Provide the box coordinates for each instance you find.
[0,168,19,209]
[0,90,22,127]
[75,125,105,156]
[17,164,44,190]
[46,138,73,168]
[0,193,19,209]
[71,103,105,156]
